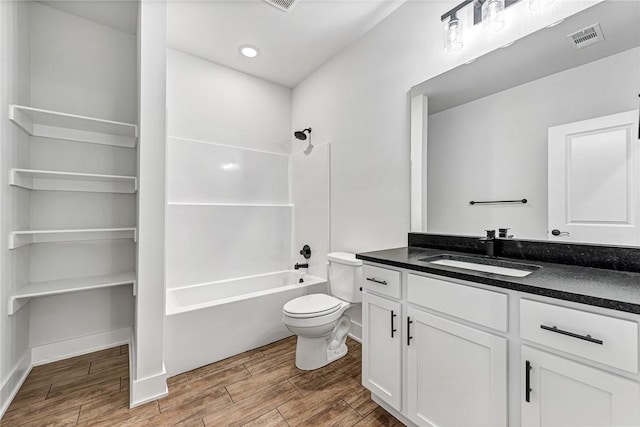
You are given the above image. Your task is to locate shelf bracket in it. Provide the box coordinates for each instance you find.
[8,296,30,316]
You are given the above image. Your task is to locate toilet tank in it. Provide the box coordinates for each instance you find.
[327,252,362,303]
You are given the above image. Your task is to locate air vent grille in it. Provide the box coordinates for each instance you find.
[567,23,605,49]
[264,0,299,12]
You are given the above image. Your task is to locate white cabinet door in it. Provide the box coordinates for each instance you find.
[548,110,640,245]
[522,346,640,427]
[407,307,507,427]
[362,291,402,411]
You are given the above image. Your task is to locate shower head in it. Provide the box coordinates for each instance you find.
[294,128,312,141]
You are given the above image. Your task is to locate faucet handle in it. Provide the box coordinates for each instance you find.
[299,244,311,259]
[485,229,496,239]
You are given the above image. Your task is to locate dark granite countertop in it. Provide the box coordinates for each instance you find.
[356,246,640,315]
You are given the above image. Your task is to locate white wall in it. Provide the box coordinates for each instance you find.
[167,49,292,154]
[293,0,600,254]
[291,0,600,338]
[30,2,137,123]
[0,1,32,415]
[291,143,331,279]
[427,47,640,239]
[166,49,294,289]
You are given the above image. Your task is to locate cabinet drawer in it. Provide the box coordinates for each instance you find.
[520,299,638,373]
[407,274,508,332]
[362,264,401,299]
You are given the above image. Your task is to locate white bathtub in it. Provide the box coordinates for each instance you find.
[165,270,327,376]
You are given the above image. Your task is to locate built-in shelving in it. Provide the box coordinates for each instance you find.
[10,168,138,193]
[8,271,136,315]
[9,227,137,249]
[9,105,138,148]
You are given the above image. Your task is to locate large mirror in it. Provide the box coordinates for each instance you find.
[411,1,640,246]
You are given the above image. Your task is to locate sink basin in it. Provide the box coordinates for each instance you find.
[418,254,540,278]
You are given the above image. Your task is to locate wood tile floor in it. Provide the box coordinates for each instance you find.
[1,337,404,426]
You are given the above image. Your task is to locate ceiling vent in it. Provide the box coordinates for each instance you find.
[566,23,605,49]
[264,0,299,12]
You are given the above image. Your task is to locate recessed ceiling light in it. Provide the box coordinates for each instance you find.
[240,45,259,58]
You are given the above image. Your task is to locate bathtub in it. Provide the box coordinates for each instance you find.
[165,270,327,377]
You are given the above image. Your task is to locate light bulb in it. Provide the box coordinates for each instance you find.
[444,16,464,53]
[239,45,259,58]
[483,0,505,32]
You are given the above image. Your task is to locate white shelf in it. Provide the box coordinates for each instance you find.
[10,168,138,193]
[9,227,137,249]
[8,271,136,315]
[9,105,138,148]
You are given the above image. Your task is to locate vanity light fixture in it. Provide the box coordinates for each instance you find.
[239,45,259,58]
[482,0,505,32]
[441,0,554,53]
[444,13,464,53]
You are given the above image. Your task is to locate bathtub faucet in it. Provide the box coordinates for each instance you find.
[294,263,309,270]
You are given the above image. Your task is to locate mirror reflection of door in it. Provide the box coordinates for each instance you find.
[548,110,640,245]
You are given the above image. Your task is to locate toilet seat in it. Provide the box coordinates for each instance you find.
[283,294,342,319]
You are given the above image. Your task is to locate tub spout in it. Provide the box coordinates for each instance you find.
[295,263,309,270]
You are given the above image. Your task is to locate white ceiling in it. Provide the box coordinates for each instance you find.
[38,0,406,87]
[167,0,406,87]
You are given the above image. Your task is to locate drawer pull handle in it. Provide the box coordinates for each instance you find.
[391,311,397,338]
[525,360,532,403]
[366,277,388,285]
[540,325,603,345]
[407,317,413,346]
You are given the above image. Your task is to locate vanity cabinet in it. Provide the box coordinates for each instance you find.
[361,263,508,426]
[521,346,640,427]
[406,307,507,427]
[360,259,640,427]
[362,291,402,410]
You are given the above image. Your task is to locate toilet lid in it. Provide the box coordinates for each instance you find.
[283,294,342,318]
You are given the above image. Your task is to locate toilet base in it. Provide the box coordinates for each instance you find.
[294,315,350,370]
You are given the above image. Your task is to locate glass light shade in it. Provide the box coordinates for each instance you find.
[444,17,464,53]
[529,0,556,11]
[483,0,505,32]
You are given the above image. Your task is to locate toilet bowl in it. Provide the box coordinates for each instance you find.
[282,252,362,370]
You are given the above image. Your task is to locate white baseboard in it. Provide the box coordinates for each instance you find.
[31,327,131,366]
[128,330,168,408]
[349,319,362,343]
[130,367,168,408]
[0,351,31,419]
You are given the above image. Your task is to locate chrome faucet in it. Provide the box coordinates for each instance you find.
[294,263,309,270]
[479,229,497,258]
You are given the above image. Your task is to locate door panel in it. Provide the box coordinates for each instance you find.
[522,346,640,427]
[362,292,402,411]
[407,307,507,427]
[548,110,639,245]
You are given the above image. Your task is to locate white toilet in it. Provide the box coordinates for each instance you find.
[282,252,362,370]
